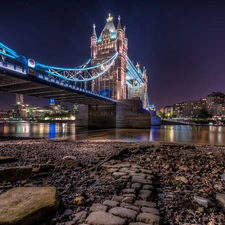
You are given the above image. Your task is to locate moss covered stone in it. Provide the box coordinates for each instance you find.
[0,187,58,225]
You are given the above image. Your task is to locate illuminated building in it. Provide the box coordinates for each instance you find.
[164,105,173,117]
[206,92,225,116]
[90,14,147,107]
[0,110,10,120]
[162,92,225,118]
[11,97,71,120]
[182,101,202,117]
[16,94,23,105]
[173,102,184,117]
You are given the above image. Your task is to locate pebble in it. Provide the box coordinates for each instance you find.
[0,139,225,225]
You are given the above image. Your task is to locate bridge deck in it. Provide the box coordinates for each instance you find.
[0,69,114,105]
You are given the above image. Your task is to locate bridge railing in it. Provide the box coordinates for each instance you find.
[0,59,116,102]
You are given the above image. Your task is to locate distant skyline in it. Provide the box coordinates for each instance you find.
[1,0,225,110]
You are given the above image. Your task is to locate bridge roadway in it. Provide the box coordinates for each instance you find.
[0,64,115,106]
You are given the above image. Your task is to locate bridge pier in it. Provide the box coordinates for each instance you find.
[75,100,151,129]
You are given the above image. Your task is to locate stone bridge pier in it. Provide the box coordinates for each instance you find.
[76,100,151,129]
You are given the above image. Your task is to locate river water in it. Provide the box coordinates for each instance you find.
[0,122,224,145]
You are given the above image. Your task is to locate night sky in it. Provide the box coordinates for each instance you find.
[1,0,225,110]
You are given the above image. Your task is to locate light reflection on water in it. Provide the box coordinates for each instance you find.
[0,122,225,145]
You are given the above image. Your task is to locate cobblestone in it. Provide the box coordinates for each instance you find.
[134,200,157,208]
[141,207,159,215]
[103,200,120,207]
[138,190,153,201]
[136,212,161,225]
[90,203,108,212]
[85,211,126,225]
[109,207,138,219]
[83,163,160,225]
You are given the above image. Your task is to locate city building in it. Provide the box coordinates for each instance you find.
[0,110,10,120]
[164,105,173,117]
[161,92,225,118]
[16,94,23,105]
[173,102,184,117]
[183,101,202,117]
[11,96,72,120]
[206,92,225,116]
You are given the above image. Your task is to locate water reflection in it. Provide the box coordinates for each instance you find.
[49,123,56,139]
[0,122,225,145]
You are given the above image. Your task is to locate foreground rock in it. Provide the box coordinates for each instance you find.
[0,166,32,181]
[0,187,58,225]
[0,156,17,164]
[0,139,225,224]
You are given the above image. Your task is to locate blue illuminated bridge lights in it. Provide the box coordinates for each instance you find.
[0,41,153,107]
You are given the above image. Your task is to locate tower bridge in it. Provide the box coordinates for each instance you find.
[0,14,154,128]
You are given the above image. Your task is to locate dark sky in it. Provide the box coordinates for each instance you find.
[0,0,225,110]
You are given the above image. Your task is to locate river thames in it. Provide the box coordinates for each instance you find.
[0,122,224,145]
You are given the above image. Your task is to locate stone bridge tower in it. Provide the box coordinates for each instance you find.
[90,14,128,100]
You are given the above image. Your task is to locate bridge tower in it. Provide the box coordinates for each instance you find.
[91,14,128,100]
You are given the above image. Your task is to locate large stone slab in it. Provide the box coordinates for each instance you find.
[0,156,17,164]
[109,207,138,219]
[0,166,32,181]
[0,187,58,225]
[85,211,126,225]
[32,164,55,173]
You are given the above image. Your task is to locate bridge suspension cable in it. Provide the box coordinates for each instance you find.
[127,57,145,84]
[146,93,155,111]
[46,53,118,82]
[0,41,119,83]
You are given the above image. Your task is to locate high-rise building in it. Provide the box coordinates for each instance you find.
[16,94,23,105]
[206,92,225,116]
[162,92,225,118]
[173,102,184,117]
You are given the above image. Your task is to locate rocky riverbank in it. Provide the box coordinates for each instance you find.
[0,138,225,224]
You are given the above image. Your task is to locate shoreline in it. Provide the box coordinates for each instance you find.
[0,139,225,224]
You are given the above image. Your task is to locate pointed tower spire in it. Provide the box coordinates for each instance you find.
[91,24,97,58]
[136,62,141,73]
[123,26,126,38]
[106,13,113,22]
[117,15,122,29]
[92,24,97,37]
